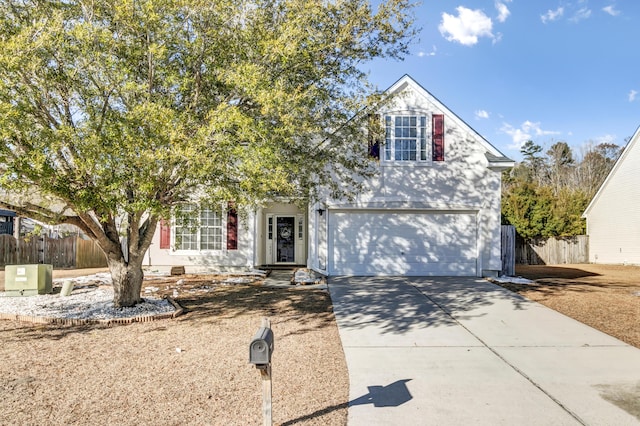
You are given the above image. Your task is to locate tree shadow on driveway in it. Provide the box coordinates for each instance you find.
[328,276,534,335]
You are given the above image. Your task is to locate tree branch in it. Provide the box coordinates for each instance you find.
[0,200,65,224]
[77,211,119,255]
[132,215,158,262]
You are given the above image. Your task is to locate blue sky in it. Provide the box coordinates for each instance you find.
[366,0,640,161]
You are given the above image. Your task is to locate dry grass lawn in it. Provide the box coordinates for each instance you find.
[501,264,640,349]
[0,271,348,426]
[4,263,639,424]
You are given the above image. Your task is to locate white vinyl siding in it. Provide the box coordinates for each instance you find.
[585,133,640,264]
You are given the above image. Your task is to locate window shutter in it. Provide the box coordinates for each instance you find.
[159,219,171,249]
[432,114,445,162]
[368,113,381,159]
[227,202,238,250]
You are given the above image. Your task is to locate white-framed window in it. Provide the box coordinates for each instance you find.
[383,115,429,162]
[174,204,224,251]
[298,217,304,240]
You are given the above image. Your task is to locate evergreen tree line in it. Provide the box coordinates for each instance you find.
[502,140,624,240]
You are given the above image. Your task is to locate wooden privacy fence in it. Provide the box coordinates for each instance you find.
[0,235,107,269]
[515,234,589,265]
[501,225,516,276]
[76,238,109,269]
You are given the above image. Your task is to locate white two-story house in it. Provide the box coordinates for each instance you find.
[583,126,640,265]
[145,75,514,277]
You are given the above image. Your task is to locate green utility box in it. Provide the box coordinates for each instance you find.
[4,264,53,296]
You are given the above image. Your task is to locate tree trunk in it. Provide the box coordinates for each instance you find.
[108,257,145,308]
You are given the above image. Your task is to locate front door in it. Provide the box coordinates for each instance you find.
[276,216,295,263]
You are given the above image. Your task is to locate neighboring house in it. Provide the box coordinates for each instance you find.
[0,209,15,236]
[145,75,514,276]
[18,218,88,239]
[583,126,640,265]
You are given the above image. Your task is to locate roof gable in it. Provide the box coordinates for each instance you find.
[583,125,640,217]
[381,75,513,166]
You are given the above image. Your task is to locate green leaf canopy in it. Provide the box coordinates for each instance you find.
[0,0,417,306]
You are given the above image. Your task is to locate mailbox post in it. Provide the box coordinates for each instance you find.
[250,318,274,426]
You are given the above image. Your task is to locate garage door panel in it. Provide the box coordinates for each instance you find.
[333,233,473,252]
[334,259,477,276]
[334,250,472,263]
[329,211,477,276]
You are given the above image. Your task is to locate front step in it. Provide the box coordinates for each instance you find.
[259,264,306,271]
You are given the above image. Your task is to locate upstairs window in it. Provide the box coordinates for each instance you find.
[384,115,428,162]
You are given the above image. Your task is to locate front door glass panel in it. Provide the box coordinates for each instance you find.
[276,217,295,263]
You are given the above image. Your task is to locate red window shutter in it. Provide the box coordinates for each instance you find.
[227,202,238,250]
[368,113,381,159]
[432,114,445,162]
[159,219,171,249]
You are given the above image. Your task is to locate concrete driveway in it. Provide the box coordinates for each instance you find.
[328,276,640,425]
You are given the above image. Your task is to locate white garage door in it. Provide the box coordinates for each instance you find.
[328,211,477,276]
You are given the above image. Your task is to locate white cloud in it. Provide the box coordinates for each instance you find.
[594,134,616,145]
[502,125,531,149]
[602,5,620,16]
[475,110,490,119]
[417,45,437,57]
[501,121,561,149]
[541,7,564,23]
[495,1,511,23]
[629,90,638,102]
[439,7,494,46]
[570,7,592,22]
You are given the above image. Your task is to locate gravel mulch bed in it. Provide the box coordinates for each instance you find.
[496,263,640,349]
[0,271,348,426]
[0,286,176,324]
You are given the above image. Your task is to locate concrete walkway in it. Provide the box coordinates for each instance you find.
[328,276,640,425]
